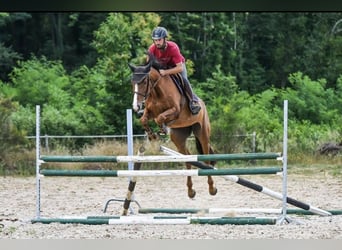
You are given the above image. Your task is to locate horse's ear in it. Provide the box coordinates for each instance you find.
[128,63,136,72]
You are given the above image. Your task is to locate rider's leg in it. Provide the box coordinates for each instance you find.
[181,64,201,115]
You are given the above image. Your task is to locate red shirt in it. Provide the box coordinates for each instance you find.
[148,41,185,68]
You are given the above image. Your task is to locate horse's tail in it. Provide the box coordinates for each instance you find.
[195,138,217,166]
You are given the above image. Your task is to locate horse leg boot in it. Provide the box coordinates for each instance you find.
[182,79,201,115]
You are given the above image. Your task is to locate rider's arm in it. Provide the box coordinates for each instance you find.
[160,63,183,76]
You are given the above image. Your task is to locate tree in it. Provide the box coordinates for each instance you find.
[91,12,160,134]
[281,72,340,125]
[0,43,22,81]
[0,13,24,81]
[160,12,236,82]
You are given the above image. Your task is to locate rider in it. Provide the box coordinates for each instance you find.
[147,26,201,115]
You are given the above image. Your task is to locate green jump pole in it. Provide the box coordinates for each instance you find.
[190,217,276,225]
[40,167,282,177]
[31,216,277,225]
[287,209,342,215]
[40,152,281,163]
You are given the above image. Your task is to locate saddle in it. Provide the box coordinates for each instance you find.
[170,73,186,97]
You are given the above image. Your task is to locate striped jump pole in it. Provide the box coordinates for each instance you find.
[31,216,277,225]
[160,147,332,217]
[39,152,282,163]
[40,167,282,177]
[122,146,144,216]
[223,175,330,216]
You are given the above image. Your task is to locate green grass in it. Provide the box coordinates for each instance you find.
[287,163,342,176]
[287,151,342,176]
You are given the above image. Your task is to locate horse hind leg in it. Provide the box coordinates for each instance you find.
[186,162,196,198]
[207,176,217,196]
[194,132,217,196]
[207,145,217,196]
[170,128,196,199]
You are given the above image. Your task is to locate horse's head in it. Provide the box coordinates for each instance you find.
[129,61,152,116]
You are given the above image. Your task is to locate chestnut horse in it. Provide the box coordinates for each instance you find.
[128,59,217,198]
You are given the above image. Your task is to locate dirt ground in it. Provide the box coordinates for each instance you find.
[0,170,341,239]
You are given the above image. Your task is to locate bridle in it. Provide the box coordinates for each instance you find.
[133,71,162,100]
[131,65,162,115]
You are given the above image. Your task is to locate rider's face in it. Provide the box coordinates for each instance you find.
[153,38,166,49]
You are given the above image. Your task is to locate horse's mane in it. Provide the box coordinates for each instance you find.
[146,51,163,70]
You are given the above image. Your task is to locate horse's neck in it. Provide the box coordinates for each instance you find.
[148,68,186,112]
[149,69,169,96]
[150,68,161,82]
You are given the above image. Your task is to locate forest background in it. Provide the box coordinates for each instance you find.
[0,12,341,174]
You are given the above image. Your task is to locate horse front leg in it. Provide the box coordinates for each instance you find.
[140,113,158,140]
[155,107,179,136]
[155,107,179,126]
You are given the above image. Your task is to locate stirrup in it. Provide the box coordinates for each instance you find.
[190,101,201,115]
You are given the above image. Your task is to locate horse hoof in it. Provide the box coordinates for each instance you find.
[209,187,218,196]
[148,133,159,141]
[188,189,196,199]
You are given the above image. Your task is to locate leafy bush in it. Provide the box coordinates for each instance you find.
[7,57,108,141]
[0,94,28,174]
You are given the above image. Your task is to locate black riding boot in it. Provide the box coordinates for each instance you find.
[183,79,201,115]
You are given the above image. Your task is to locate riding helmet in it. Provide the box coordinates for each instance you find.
[151,27,168,40]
